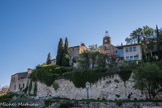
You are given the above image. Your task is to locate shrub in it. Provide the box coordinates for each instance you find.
[44,99,54,107]
[30,65,73,86]
[30,64,133,88]
[118,68,132,83]
[0,93,19,103]
[53,81,59,90]
[58,100,73,108]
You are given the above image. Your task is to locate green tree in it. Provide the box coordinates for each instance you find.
[156,25,162,60]
[125,25,155,60]
[56,38,64,66]
[78,50,107,69]
[78,51,90,69]
[89,44,99,52]
[125,26,154,45]
[62,37,70,66]
[132,63,162,99]
[97,53,107,68]
[46,53,51,65]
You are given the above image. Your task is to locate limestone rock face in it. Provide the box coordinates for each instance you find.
[36,74,145,100]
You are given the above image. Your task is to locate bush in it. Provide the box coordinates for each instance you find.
[53,81,59,90]
[30,65,73,86]
[58,100,73,108]
[118,68,132,83]
[30,64,133,88]
[44,99,54,107]
[0,93,19,103]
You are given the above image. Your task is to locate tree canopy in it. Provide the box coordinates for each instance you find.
[132,63,162,99]
[78,50,107,69]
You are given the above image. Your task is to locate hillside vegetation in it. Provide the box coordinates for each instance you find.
[30,64,132,88]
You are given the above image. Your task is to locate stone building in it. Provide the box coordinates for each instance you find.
[51,59,56,65]
[8,68,32,93]
[117,44,142,61]
[69,43,88,65]
[0,87,8,96]
[99,31,117,56]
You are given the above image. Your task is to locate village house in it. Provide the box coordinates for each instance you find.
[8,32,144,93]
[69,43,88,65]
[8,68,32,93]
[116,44,142,61]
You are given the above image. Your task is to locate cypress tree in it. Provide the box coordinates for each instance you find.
[46,53,51,65]
[62,37,70,66]
[56,38,64,66]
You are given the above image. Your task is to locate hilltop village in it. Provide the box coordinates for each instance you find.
[4,26,162,108]
[8,31,144,93]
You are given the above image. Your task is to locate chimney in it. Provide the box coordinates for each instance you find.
[27,68,32,74]
[81,43,85,46]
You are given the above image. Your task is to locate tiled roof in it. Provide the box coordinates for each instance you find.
[116,44,141,48]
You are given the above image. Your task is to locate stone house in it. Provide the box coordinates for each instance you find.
[0,87,8,96]
[117,44,142,61]
[69,43,88,65]
[8,68,32,93]
[51,59,56,65]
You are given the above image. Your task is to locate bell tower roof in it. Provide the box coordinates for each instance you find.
[105,31,110,37]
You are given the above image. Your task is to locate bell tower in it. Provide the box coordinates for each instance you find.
[103,31,111,45]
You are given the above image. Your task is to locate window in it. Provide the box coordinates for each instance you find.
[12,77,15,82]
[126,56,129,61]
[133,47,136,52]
[105,40,107,42]
[130,47,132,52]
[134,56,137,60]
[117,49,124,57]
[130,56,133,61]
[126,48,128,53]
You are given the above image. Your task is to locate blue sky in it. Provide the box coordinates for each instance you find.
[0,0,162,87]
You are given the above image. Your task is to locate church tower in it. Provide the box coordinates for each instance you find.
[103,31,112,45]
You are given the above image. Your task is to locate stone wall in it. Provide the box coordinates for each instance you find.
[35,74,146,100]
[47,102,162,108]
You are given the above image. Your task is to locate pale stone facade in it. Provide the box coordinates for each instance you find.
[34,74,147,100]
[0,87,8,96]
[8,68,32,92]
[69,43,88,65]
[123,44,142,61]
[51,59,56,65]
